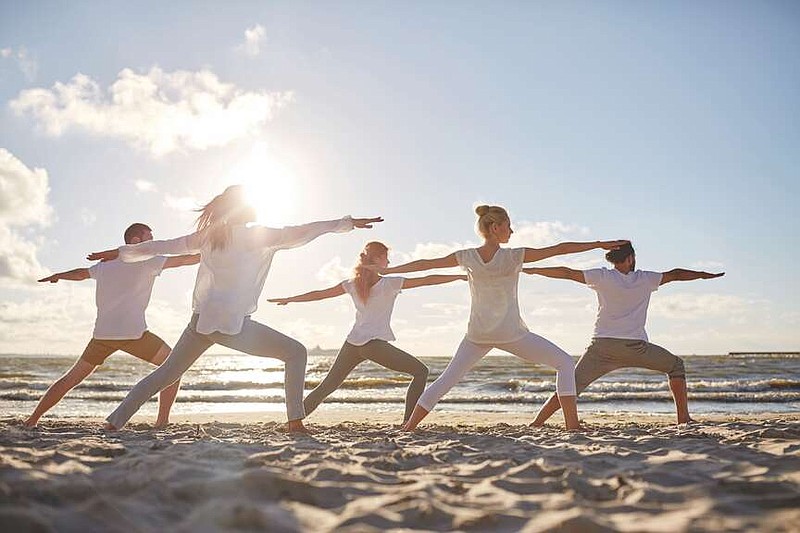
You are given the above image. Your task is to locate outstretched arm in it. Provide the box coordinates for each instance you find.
[376,254,459,275]
[402,274,468,290]
[259,217,384,250]
[523,240,629,263]
[268,283,346,305]
[88,232,204,263]
[38,268,90,283]
[163,254,201,269]
[522,267,586,284]
[660,269,724,285]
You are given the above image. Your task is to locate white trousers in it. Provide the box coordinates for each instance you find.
[417,332,576,411]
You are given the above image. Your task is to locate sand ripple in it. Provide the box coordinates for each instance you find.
[1,417,799,532]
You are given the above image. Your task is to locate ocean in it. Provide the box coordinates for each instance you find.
[2,352,798,420]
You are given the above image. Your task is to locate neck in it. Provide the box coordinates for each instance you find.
[481,238,501,249]
[614,264,632,274]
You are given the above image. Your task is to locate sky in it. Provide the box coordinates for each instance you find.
[1,1,798,356]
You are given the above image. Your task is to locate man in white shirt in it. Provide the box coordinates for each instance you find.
[524,243,724,425]
[25,223,199,427]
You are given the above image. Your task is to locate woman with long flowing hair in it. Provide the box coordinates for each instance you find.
[269,241,466,423]
[367,205,627,431]
[89,185,381,433]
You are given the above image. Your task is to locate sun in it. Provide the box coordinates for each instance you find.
[225,142,297,227]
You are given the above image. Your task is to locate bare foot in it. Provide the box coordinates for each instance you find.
[23,418,38,428]
[103,422,119,431]
[154,420,169,429]
[286,420,311,434]
[678,417,697,425]
[528,420,544,428]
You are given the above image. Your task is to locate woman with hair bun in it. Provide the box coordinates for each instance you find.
[269,241,466,424]
[368,205,628,431]
[88,185,382,433]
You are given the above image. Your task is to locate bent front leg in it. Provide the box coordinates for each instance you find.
[303,343,362,416]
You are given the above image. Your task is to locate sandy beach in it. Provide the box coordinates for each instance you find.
[1,411,798,532]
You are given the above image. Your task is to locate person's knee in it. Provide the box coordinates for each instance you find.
[287,341,308,367]
[667,357,686,379]
[411,362,429,381]
[555,353,576,373]
[150,345,172,365]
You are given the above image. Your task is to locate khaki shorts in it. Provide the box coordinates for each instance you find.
[80,331,169,366]
[575,338,686,394]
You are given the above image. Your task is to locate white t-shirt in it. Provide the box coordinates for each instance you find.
[88,257,167,340]
[118,217,355,335]
[583,268,663,341]
[455,247,529,344]
[341,276,404,346]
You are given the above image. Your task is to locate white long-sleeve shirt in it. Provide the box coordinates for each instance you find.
[118,217,355,335]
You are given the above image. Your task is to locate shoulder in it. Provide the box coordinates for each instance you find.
[454,248,475,265]
[383,276,405,290]
[508,247,525,261]
[637,270,663,285]
[583,267,608,285]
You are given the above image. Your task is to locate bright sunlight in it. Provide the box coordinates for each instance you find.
[225,141,296,227]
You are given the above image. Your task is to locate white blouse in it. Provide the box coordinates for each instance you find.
[341,276,404,346]
[455,247,529,344]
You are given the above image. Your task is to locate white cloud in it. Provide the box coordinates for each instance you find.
[80,208,97,226]
[0,226,47,282]
[1,46,38,81]
[316,256,352,284]
[0,148,53,283]
[164,193,200,213]
[10,66,293,156]
[236,24,266,57]
[650,293,751,320]
[134,179,158,193]
[0,149,52,226]
[0,284,96,353]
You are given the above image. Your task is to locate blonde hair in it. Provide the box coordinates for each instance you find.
[353,241,389,302]
[195,185,257,250]
[474,205,510,238]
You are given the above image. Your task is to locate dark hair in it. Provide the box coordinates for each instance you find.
[124,223,152,244]
[605,242,635,264]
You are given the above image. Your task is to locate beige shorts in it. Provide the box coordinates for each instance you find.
[575,338,686,394]
[80,331,168,366]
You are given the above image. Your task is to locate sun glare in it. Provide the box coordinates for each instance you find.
[226,142,297,227]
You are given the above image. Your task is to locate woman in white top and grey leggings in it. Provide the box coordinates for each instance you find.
[369,205,627,431]
[89,185,382,433]
[269,241,467,424]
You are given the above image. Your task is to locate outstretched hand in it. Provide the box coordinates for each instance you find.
[702,272,725,279]
[38,274,59,283]
[352,217,384,229]
[267,298,292,306]
[87,249,119,262]
[600,240,630,250]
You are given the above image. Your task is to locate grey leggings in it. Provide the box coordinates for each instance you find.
[106,315,307,428]
[304,340,429,423]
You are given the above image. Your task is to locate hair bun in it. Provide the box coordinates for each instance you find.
[475,205,490,216]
